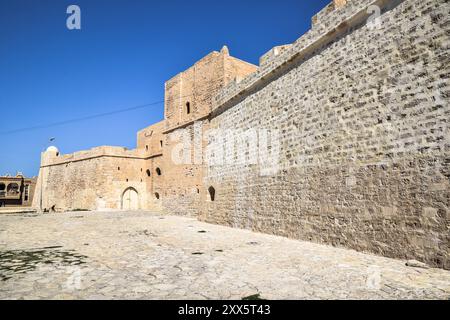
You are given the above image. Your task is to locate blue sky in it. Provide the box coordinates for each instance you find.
[0,0,330,177]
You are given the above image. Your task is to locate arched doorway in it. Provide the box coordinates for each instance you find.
[121,187,139,211]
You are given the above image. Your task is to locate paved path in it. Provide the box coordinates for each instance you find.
[0,211,449,300]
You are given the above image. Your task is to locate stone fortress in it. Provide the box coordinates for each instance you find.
[33,0,449,269]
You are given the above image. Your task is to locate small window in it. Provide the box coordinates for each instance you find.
[118,167,120,171]
[208,186,215,202]
[160,140,163,148]
[146,169,151,177]
[155,192,160,200]
[24,185,29,201]
[146,145,149,151]
[186,102,191,114]
[156,168,162,176]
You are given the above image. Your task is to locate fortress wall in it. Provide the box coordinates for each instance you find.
[158,52,228,216]
[159,51,257,217]
[160,121,207,217]
[137,121,165,156]
[225,56,258,84]
[164,51,226,132]
[100,156,148,210]
[33,148,149,212]
[213,0,395,110]
[151,155,165,210]
[137,121,165,210]
[205,0,450,268]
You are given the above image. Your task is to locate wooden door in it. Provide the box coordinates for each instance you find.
[122,188,139,210]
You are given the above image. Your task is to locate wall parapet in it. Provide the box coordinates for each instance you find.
[259,44,292,67]
[41,146,148,167]
[312,0,349,27]
[212,0,392,114]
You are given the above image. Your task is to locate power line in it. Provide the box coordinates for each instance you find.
[0,100,165,136]
[0,92,206,136]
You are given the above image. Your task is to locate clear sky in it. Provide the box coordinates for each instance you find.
[0,0,330,177]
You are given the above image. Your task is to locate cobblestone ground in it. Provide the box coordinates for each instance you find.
[0,211,449,300]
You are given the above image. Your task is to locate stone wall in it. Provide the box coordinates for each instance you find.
[204,0,449,269]
[159,49,257,217]
[33,147,150,211]
[33,0,449,269]
[137,121,165,156]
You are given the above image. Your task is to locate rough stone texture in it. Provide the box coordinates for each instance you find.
[33,147,149,211]
[205,0,449,269]
[1,211,449,300]
[161,48,257,217]
[136,121,165,210]
[33,0,449,270]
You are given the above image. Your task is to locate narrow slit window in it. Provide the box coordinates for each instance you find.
[186,102,191,114]
[208,186,215,202]
[24,185,29,201]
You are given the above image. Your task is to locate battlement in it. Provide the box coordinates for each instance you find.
[259,44,292,67]
[258,1,353,69]
[212,0,384,113]
[311,0,349,27]
[41,145,147,167]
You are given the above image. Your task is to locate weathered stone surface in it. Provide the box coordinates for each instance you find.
[205,0,450,270]
[1,211,449,300]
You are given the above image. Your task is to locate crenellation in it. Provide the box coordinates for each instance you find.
[213,0,383,112]
[259,44,292,67]
[40,146,148,168]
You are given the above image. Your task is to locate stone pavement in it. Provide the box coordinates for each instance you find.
[0,211,449,300]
